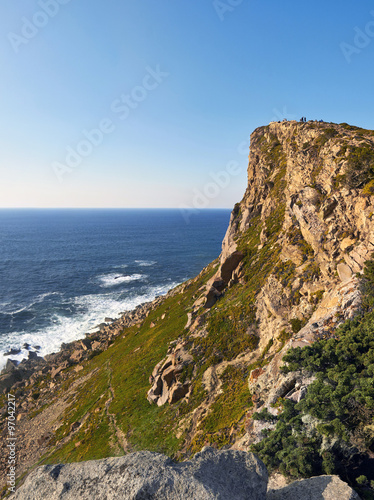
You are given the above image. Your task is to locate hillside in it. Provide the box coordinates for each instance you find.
[1,120,374,497]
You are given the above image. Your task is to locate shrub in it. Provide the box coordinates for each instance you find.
[252,407,277,422]
[345,145,374,189]
[252,256,374,483]
[289,318,306,333]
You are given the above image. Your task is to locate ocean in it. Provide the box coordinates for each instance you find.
[0,208,231,370]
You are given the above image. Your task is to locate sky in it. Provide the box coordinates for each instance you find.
[0,1,374,208]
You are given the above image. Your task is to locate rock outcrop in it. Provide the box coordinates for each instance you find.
[147,342,193,406]
[267,475,361,499]
[12,448,268,500]
[12,448,360,500]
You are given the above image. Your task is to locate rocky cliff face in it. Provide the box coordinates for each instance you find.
[147,121,374,450]
[226,121,374,423]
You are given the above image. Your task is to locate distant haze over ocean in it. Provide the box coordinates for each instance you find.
[0,209,231,369]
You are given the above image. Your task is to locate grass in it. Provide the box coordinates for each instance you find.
[189,365,252,453]
[30,120,351,469]
[43,262,219,464]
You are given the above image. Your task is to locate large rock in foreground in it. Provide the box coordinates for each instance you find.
[13,447,268,500]
[267,475,361,499]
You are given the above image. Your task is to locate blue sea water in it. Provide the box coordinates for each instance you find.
[0,209,231,370]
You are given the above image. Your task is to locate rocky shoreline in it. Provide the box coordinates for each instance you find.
[0,286,183,395]
[0,283,185,492]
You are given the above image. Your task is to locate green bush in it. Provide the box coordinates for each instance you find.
[357,475,368,486]
[289,318,306,333]
[252,407,277,422]
[252,256,374,484]
[345,145,374,189]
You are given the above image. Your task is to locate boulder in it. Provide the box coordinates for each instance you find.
[4,348,21,356]
[168,382,189,403]
[4,358,18,373]
[337,263,353,283]
[220,251,244,285]
[267,475,361,499]
[0,370,23,393]
[12,448,268,500]
[205,286,222,308]
[148,343,193,406]
[28,351,43,362]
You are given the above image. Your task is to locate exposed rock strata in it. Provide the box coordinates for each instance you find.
[150,121,374,420]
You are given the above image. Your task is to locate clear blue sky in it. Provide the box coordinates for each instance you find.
[0,1,373,208]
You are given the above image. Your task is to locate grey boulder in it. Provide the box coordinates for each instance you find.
[13,447,268,500]
[267,475,361,500]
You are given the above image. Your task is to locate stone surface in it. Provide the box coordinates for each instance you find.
[13,448,268,500]
[147,342,193,406]
[267,475,361,500]
[337,263,353,283]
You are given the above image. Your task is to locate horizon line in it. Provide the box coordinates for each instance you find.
[0,206,233,210]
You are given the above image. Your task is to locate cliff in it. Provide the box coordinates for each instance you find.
[1,120,374,498]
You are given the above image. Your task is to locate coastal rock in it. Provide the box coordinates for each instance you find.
[0,370,23,393]
[28,351,44,362]
[12,448,268,500]
[4,348,21,356]
[4,358,18,372]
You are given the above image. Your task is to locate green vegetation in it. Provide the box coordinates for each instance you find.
[289,317,306,333]
[190,365,252,452]
[252,407,276,422]
[339,123,374,136]
[43,262,219,464]
[362,179,374,196]
[252,256,374,493]
[286,221,314,260]
[315,128,339,148]
[273,260,296,288]
[301,261,321,281]
[309,290,325,305]
[278,329,292,346]
[345,145,374,189]
[198,300,258,366]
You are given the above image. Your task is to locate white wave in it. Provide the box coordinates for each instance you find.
[0,281,180,371]
[135,260,157,267]
[98,273,145,288]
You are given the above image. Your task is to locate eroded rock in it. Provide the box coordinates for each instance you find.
[147,342,193,406]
